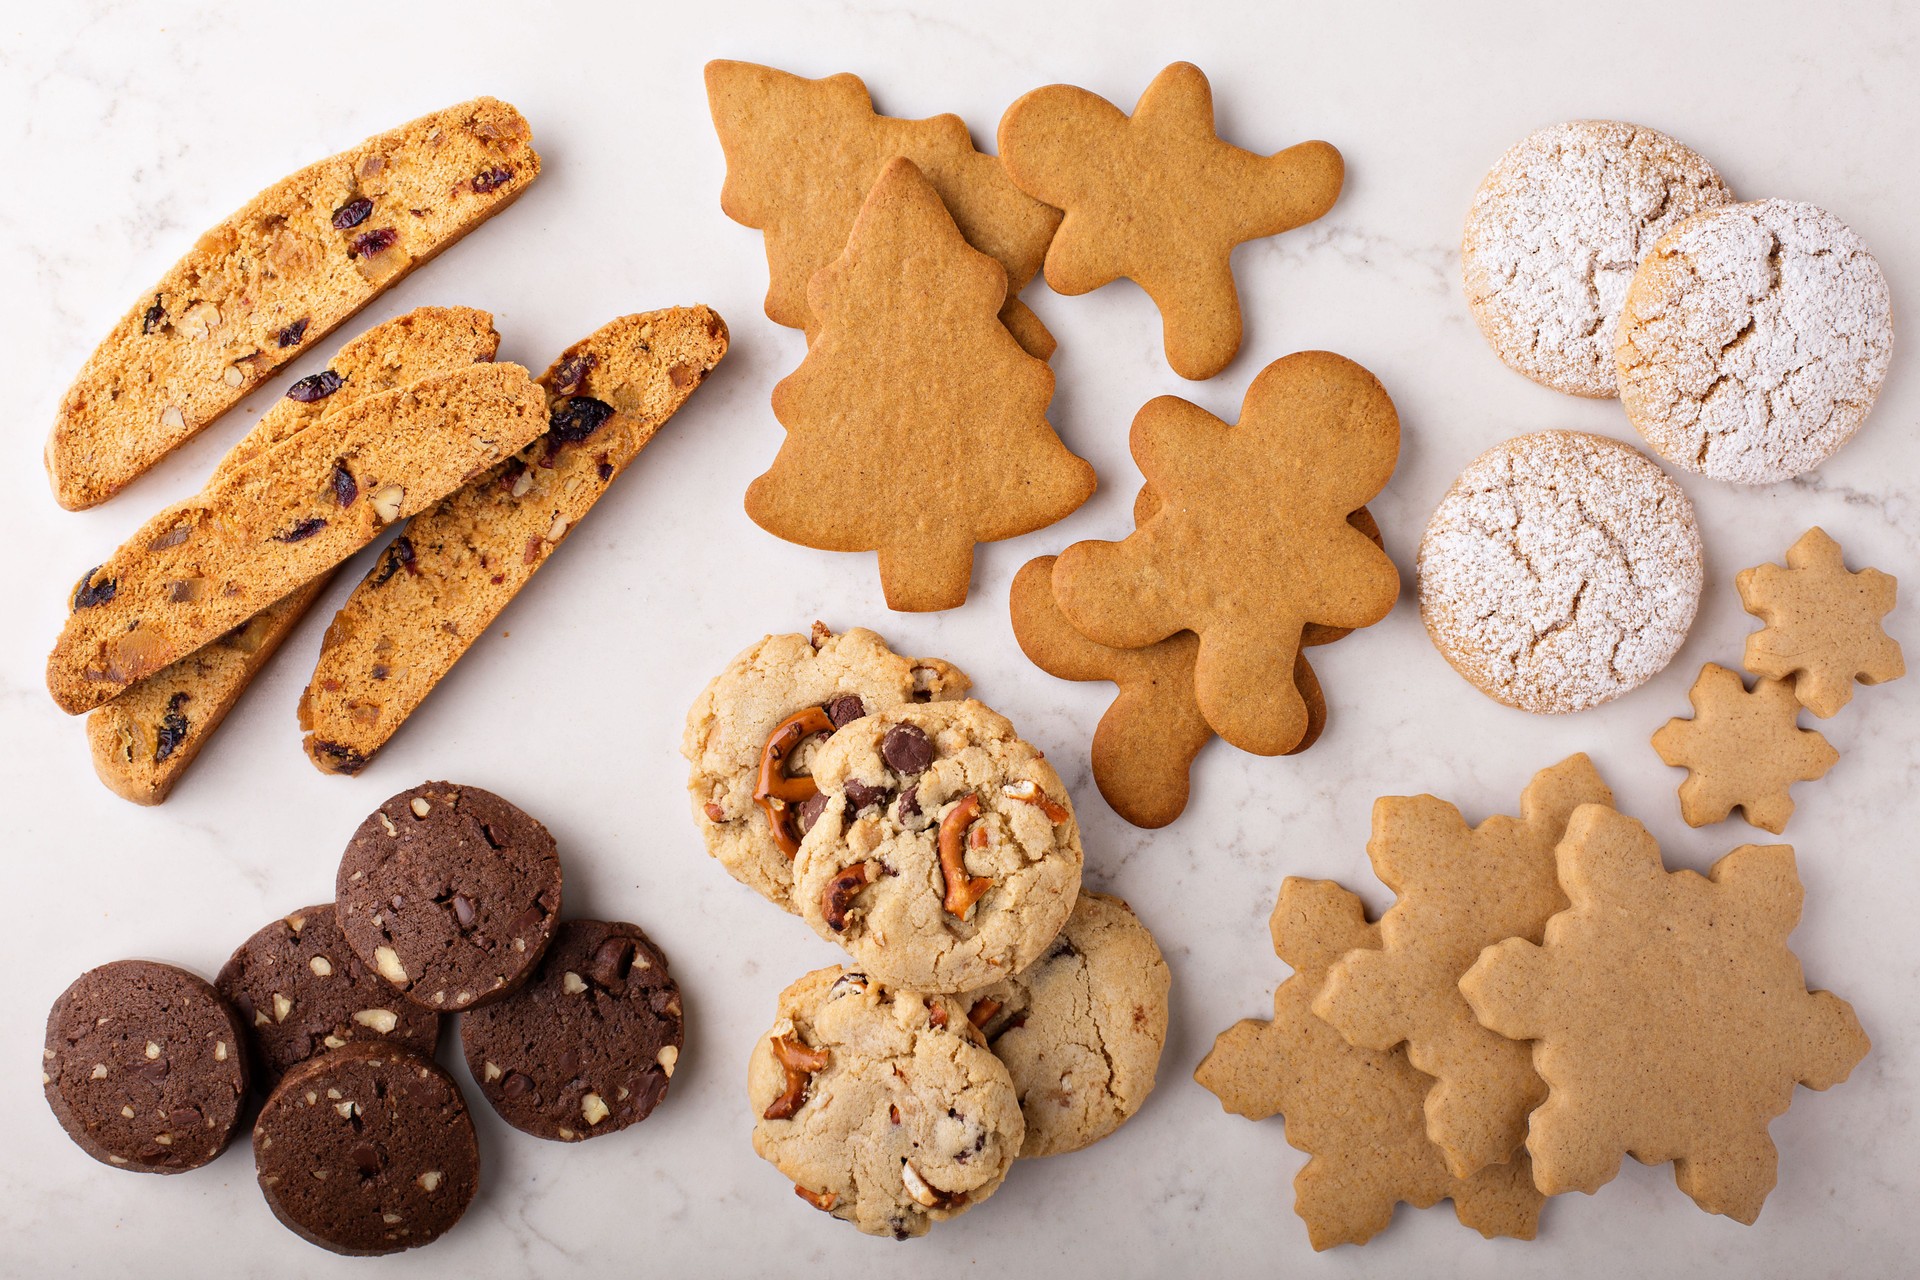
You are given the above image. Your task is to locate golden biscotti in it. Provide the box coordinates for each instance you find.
[48,362,549,715]
[47,97,539,510]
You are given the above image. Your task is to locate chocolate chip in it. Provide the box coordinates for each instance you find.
[141,296,165,335]
[898,784,920,820]
[795,792,829,835]
[286,370,343,403]
[880,723,934,774]
[547,396,615,444]
[471,166,514,194]
[843,779,885,814]
[588,937,637,987]
[1046,936,1080,963]
[277,317,310,348]
[331,197,373,230]
[331,460,358,507]
[501,1071,533,1099]
[70,566,117,611]
[153,692,190,764]
[272,517,328,543]
[347,227,397,258]
[825,695,866,728]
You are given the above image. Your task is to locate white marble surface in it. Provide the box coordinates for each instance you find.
[2,1,1916,1275]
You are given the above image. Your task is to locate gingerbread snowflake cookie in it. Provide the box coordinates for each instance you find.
[683,625,969,912]
[1616,200,1893,484]
[1652,664,1838,833]
[1418,430,1702,714]
[792,700,1083,993]
[749,967,1023,1238]
[1738,527,1904,717]
[1462,120,1732,398]
[1462,805,1868,1223]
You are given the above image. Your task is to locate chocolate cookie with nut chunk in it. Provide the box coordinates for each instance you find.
[793,699,1083,993]
[336,782,561,1011]
[217,903,440,1090]
[750,967,1024,1238]
[253,1043,479,1255]
[459,919,684,1141]
[43,959,248,1173]
[961,891,1171,1157]
[683,624,970,913]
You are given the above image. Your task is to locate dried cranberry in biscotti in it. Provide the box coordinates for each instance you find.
[459,919,683,1141]
[335,782,561,1012]
[253,1043,478,1255]
[42,960,249,1173]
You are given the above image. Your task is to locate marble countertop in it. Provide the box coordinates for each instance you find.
[3,1,1916,1275]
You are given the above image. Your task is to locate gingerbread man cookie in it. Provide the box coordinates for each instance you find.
[745,157,1094,612]
[1052,351,1398,755]
[1651,664,1838,833]
[1738,527,1904,718]
[999,63,1342,381]
[1462,805,1868,1223]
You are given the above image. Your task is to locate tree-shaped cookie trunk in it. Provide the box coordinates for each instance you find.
[747,157,1095,612]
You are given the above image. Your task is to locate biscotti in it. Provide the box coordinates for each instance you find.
[46,97,539,511]
[86,308,501,803]
[48,362,549,715]
[299,307,728,774]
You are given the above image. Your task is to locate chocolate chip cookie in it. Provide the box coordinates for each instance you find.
[793,698,1083,993]
[682,625,970,912]
[459,919,684,1141]
[749,967,1024,1237]
[216,903,440,1089]
[336,782,561,1011]
[962,891,1170,1157]
[253,1043,479,1256]
[43,960,249,1173]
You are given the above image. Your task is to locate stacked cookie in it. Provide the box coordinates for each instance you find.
[42,783,685,1256]
[683,626,1171,1237]
[1198,757,1870,1248]
[1654,528,1904,832]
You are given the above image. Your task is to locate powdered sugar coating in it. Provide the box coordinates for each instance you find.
[1419,431,1702,714]
[1616,199,1893,484]
[1463,121,1733,398]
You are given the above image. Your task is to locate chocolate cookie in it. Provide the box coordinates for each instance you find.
[336,782,561,1011]
[216,904,441,1089]
[459,919,684,1141]
[253,1043,479,1255]
[43,959,248,1173]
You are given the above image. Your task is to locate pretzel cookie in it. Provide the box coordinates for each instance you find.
[1419,430,1702,714]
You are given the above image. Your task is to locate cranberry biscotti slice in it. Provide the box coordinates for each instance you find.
[298,306,729,774]
[85,307,501,803]
[48,362,549,715]
[47,97,539,511]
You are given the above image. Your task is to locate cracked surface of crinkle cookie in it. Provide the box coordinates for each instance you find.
[793,699,1083,993]
[43,960,249,1173]
[1463,120,1733,398]
[459,919,683,1141]
[1419,430,1702,714]
[749,967,1023,1238]
[336,782,561,1011]
[1616,199,1893,483]
[217,903,440,1090]
[683,626,970,912]
[961,891,1169,1157]
[253,1043,479,1255]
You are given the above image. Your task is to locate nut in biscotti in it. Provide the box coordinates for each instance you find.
[47,362,550,715]
[46,97,539,511]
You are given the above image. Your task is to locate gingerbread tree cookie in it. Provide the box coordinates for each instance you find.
[705,60,1061,359]
[1314,755,1614,1178]
[1651,664,1838,833]
[998,62,1342,380]
[745,158,1095,612]
[1195,878,1542,1250]
[1461,805,1868,1223]
[1738,527,1904,718]
[1051,351,1398,754]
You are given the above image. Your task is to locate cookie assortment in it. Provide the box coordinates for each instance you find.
[684,625,1171,1236]
[1201,758,1870,1246]
[42,783,686,1255]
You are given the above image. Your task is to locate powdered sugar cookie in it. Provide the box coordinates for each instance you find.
[1419,430,1702,714]
[1616,199,1893,484]
[1462,121,1732,398]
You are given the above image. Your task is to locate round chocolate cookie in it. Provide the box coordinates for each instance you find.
[459,919,685,1141]
[253,1043,479,1256]
[43,959,248,1173]
[216,903,441,1089]
[336,782,561,1012]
